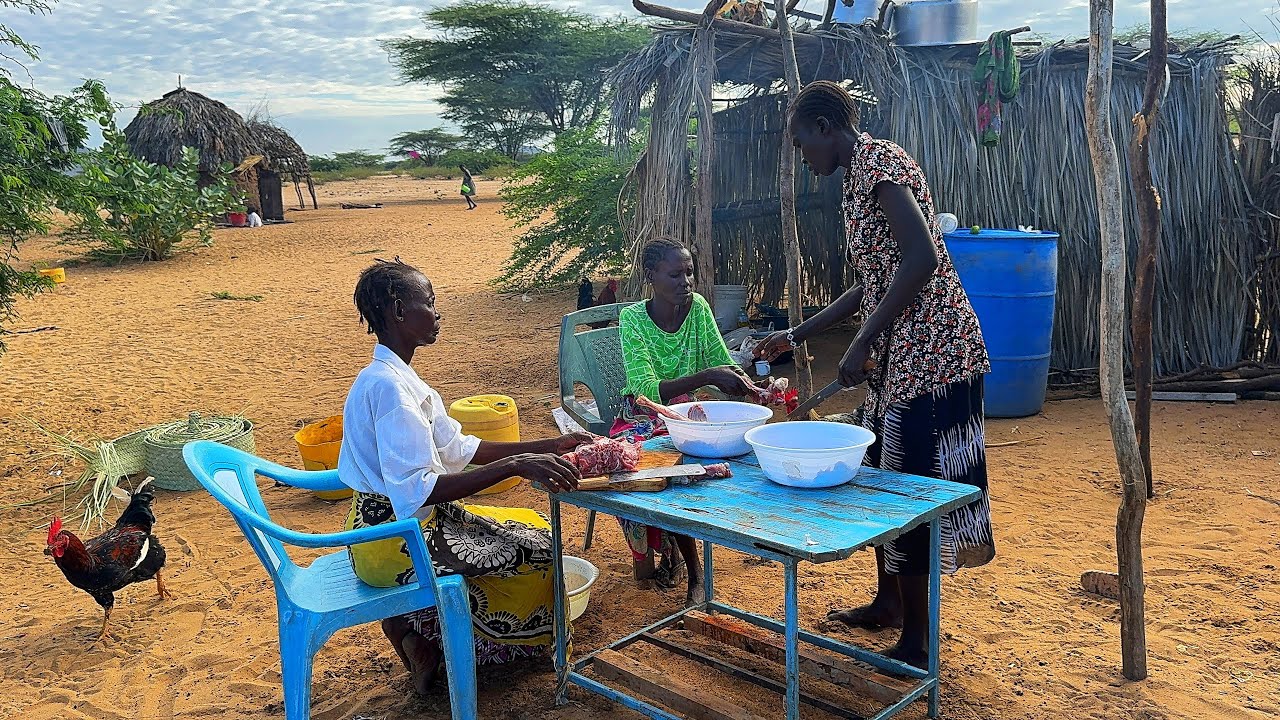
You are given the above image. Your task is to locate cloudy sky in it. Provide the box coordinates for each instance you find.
[4,0,1278,156]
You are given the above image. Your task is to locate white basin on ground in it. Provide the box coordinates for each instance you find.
[562,555,599,621]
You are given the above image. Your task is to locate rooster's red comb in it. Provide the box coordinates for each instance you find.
[47,516,63,544]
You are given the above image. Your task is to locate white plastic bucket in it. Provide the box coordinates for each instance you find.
[562,555,599,621]
[712,284,749,332]
[744,421,876,489]
[664,401,773,458]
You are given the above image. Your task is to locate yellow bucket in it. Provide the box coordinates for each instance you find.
[38,268,66,284]
[293,415,353,501]
[449,395,522,495]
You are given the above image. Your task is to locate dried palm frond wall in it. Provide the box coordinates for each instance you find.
[610,25,1260,374]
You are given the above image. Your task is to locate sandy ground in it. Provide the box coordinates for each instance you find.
[1,175,1277,720]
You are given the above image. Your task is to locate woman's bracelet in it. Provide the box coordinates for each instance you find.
[785,328,802,348]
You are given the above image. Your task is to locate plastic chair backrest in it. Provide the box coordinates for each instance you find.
[185,442,300,583]
[559,303,630,435]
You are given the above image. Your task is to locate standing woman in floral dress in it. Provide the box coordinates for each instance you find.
[755,81,995,667]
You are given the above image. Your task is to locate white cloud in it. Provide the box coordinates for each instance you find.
[4,0,1279,155]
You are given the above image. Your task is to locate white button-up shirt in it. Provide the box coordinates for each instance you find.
[338,344,481,520]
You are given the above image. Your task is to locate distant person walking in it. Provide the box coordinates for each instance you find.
[460,165,477,210]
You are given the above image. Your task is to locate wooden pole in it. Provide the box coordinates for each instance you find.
[776,2,815,399]
[1130,2,1167,500]
[692,1,727,306]
[1085,0,1148,681]
[633,1,820,46]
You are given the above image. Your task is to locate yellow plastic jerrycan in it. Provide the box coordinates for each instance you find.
[293,416,354,501]
[448,394,522,495]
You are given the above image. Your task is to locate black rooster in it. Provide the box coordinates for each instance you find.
[45,478,170,641]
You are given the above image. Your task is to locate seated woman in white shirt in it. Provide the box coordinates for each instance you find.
[338,258,592,695]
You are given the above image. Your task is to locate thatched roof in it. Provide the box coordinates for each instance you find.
[247,119,312,178]
[124,88,263,173]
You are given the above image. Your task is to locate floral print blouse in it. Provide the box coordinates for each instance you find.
[842,133,990,414]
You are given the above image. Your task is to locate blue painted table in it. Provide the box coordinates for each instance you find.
[543,437,981,720]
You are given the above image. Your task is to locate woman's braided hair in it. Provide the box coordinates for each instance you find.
[354,257,426,335]
[640,236,688,279]
[789,80,860,132]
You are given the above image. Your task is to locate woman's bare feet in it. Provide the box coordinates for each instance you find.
[382,617,442,695]
[686,580,706,607]
[885,640,928,671]
[401,632,443,695]
[826,600,904,630]
[382,617,414,671]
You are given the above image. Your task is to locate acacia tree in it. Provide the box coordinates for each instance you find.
[440,80,549,159]
[383,0,648,156]
[388,128,463,164]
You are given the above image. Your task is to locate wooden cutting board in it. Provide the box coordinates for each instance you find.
[578,448,683,491]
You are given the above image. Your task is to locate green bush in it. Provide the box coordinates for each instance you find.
[62,124,239,262]
[312,167,385,184]
[1,77,110,349]
[497,126,631,289]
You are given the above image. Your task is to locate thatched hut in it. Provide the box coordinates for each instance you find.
[610,11,1261,376]
[248,119,318,216]
[124,88,315,222]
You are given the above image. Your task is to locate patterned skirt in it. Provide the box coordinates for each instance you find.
[344,493,560,665]
[830,375,996,576]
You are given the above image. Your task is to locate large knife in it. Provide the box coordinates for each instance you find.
[577,464,708,491]
[786,359,878,420]
[607,464,707,482]
[787,380,844,420]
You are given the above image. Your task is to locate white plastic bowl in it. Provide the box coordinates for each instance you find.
[744,421,877,489]
[664,401,774,458]
[562,555,599,621]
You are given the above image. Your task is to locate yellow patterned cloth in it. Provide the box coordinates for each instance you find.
[346,492,560,654]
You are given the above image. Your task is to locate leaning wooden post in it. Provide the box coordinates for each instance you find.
[1085,0,1148,681]
[776,3,815,399]
[1130,1,1167,499]
[692,0,726,307]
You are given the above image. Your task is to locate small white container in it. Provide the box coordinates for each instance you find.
[938,213,959,234]
[744,421,877,489]
[664,401,773,458]
[562,555,599,621]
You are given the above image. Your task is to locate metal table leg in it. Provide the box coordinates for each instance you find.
[703,540,715,606]
[551,497,569,706]
[928,518,941,718]
[784,557,800,720]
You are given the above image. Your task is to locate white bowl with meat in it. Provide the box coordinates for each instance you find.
[661,401,774,458]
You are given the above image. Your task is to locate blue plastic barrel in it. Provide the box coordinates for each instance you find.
[943,229,1059,417]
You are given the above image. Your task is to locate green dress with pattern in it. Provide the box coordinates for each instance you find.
[617,293,735,562]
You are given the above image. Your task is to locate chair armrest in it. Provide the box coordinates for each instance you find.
[255,464,347,493]
[249,515,440,585]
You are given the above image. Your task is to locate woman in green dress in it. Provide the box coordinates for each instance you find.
[618,237,758,603]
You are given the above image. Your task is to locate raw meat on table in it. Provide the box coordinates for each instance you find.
[671,462,733,486]
[703,463,732,478]
[562,436,642,476]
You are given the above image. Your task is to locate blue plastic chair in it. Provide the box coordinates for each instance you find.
[559,303,630,551]
[182,441,478,720]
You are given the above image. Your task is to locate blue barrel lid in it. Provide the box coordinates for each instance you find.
[944,228,1060,240]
